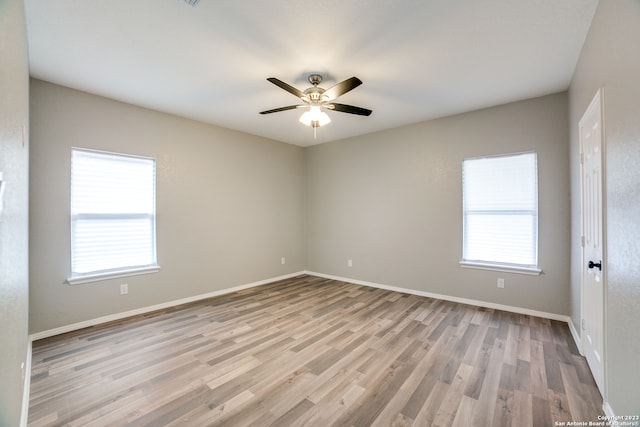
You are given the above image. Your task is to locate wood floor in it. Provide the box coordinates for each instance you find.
[28,275,603,427]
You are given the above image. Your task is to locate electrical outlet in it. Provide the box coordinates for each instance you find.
[120,284,129,295]
[347,259,353,267]
[281,257,286,265]
[497,278,505,289]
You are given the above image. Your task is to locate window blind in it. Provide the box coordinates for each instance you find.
[70,149,157,277]
[462,152,538,268]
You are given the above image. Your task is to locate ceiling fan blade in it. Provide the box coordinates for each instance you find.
[327,103,372,116]
[266,77,306,99]
[259,105,305,114]
[322,77,363,101]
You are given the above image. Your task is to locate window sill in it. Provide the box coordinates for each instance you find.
[67,265,161,285]
[459,261,542,276]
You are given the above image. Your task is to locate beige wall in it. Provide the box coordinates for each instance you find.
[0,0,30,425]
[29,79,306,333]
[569,0,640,416]
[306,93,571,315]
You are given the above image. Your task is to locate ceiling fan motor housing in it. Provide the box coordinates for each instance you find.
[302,74,326,103]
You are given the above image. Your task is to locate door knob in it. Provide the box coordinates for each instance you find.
[588,260,602,271]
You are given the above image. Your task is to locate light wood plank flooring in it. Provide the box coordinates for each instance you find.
[28,275,603,426]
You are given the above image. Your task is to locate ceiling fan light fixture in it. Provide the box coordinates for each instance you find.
[299,106,330,127]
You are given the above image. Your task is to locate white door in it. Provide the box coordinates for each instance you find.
[580,89,605,394]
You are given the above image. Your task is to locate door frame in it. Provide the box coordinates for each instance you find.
[579,87,607,399]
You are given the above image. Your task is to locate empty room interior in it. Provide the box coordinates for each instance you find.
[2,0,639,426]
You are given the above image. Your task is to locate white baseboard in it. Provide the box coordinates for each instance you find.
[20,338,32,427]
[30,271,306,341]
[602,401,615,420]
[567,317,583,354]
[304,270,571,323]
[30,269,573,340]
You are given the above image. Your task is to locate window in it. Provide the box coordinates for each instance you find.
[68,148,159,284]
[461,152,540,274]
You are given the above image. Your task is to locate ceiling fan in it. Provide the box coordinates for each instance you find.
[260,74,372,137]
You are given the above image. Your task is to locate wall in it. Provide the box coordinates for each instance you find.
[29,79,305,334]
[306,93,570,315]
[0,0,30,425]
[568,0,640,416]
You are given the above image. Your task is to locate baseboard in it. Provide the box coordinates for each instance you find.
[30,271,306,341]
[567,317,583,354]
[20,338,32,427]
[304,270,571,323]
[602,401,615,420]
[31,269,572,339]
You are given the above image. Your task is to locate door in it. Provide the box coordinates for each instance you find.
[580,89,605,394]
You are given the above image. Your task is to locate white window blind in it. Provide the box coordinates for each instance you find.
[70,149,157,279]
[462,152,538,270]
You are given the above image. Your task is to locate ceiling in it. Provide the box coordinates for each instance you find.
[24,0,598,147]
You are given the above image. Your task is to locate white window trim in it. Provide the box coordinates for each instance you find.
[459,261,542,276]
[67,265,161,285]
